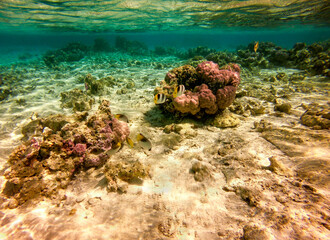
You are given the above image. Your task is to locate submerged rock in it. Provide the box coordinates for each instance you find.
[161,132,182,150]
[274,101,292,114]
[60,88,94,112]
[254,119,273,132]
[190,161,212,182]
[158,217,177,238]
[300,103,330,129]
[230,97,267,116]
[104,160,150,193]
[83,73,116,95]
[1,100,131,208]
[237,186,262,207]
[0,86,13,102]
[243,225,271,240]
[163,123,197,137]
[264,156,294,177]
[212,109,240,128]
[42,114,71,132]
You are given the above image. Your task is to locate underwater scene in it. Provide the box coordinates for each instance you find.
[0,0,329,239]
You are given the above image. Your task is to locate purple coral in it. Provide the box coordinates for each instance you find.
[81,115,130,168]
[67,102,131,169]
[73,143,87,156]
[25,137,41,160]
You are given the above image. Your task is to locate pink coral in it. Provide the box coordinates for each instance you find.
[220,63,241,87]
[196,61,240,110]
[221,63,241,74]
[112,118,130,143]
[157,61,241,116]
[195,84,218,114]
[173,92,200,115]
[196,61,240,90]
[216,85,238,110]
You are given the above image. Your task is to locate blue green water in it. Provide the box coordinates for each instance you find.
[0,0,329,55]
[1,28,330,50]
[0,2,330,239]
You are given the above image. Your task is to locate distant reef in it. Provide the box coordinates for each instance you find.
[41,37,329,78]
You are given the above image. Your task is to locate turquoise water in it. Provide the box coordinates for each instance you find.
[0,28,329,66]
[0,0,329,53]
[0,1,329,240]
[1,27,330,49]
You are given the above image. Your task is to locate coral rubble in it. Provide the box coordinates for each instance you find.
[1,100,132,207]
[104,160,150,193]
[83,73,117,95]
[300,103,330,129]
[60,88,95,112]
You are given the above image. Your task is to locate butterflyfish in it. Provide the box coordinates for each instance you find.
[173,85,185,98]
[126,137,134,148]
[254,41,259,53]
[154,93,166,104]
[105,141,122,156]
[136,133,152,151]
[115,114,129,123]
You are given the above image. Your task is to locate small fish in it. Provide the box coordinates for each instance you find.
[105,142,122,156]
[126,137,134,148]
[115,114,129,123]
[173,85,185,98]
[154,93,166,104]
[254,41,259,53]
[136,133,152,151]
[173,86,178,98]
[113,141,122,149]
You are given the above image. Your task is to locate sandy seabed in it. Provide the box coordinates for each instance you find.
[0,52,329,240]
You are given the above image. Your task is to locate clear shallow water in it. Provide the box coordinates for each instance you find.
[0,0,329,59]
[0,27,329,66]
[0,1,329,240]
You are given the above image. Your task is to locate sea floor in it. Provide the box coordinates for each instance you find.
[0,52,329,240]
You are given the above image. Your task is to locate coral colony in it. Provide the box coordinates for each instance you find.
[154,61,241,117]
[2,100,149,207]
